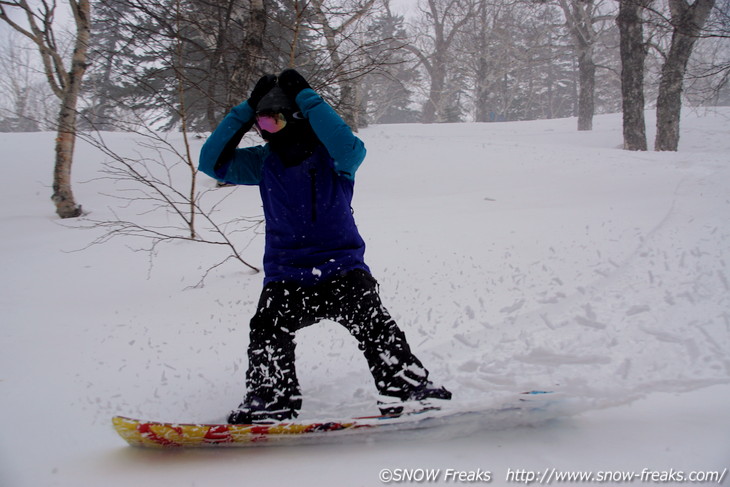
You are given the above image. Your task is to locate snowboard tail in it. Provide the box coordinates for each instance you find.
[112,416,372,448]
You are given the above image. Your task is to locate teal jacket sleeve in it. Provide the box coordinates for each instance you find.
[199,101,267,185]
[295,89,366,180]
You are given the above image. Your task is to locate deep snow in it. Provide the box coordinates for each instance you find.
[1,109,728,486]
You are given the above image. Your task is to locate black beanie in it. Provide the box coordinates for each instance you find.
[256,86,296,114]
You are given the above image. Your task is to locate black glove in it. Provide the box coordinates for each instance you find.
[278,69,312,100]
[248,74,277,111]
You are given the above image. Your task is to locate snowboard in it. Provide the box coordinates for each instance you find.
[112,391,558,449]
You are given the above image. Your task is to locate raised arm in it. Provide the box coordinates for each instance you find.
[199,75,276,185]
[279,69,366,180]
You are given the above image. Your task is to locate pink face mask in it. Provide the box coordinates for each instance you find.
[255,113,287,133]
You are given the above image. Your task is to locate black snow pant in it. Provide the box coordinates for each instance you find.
[243,269,430,415]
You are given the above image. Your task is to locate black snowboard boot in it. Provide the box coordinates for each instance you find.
[378,381,452,416]
[227,395,299,425]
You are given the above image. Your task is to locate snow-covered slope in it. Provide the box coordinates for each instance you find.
[1,109,728,486]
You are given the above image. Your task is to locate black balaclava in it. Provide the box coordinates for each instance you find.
[257,87,321,167]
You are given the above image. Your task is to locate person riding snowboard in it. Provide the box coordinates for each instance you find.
[199,69,451,424]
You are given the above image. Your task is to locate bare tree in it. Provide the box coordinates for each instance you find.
[76,126,262,284]
[306,0,378,128]
[74,0,262,281]
[89,0,269,132]
[407,0,476,123]
[359,2,422,124]
[458,0,579,123]
[1,0,91,218]
[681,3,730,107]
[470,0,500,123]
[654,0,716,151]
[557,0,615,130]
[463,0,529,123]
[198,0,267,129]
[617,0,652,150]
[0,34,44,131]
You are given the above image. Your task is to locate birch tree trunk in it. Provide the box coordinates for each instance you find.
[0,0,91,218]
[54,1,90,218]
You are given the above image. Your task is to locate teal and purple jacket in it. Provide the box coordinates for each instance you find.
[199,89,370,285]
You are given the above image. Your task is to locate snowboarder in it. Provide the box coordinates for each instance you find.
[199,69,451,424]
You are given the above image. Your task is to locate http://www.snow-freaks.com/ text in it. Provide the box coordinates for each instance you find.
[377,467,728,484]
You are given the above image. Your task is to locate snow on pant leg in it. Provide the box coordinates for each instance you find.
[245,282,303,413]
[327,269,430,400]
